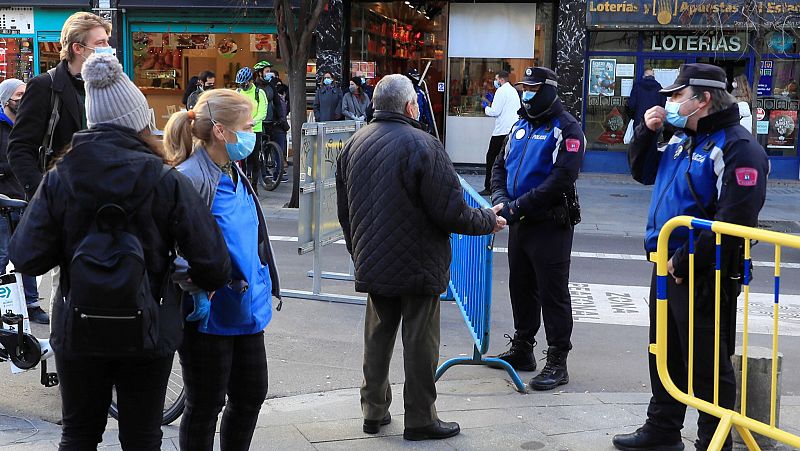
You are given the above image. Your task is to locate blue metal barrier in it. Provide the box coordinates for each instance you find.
[435,176,526,393]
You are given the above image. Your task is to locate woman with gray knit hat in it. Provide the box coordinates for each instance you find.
[8,53,231,450]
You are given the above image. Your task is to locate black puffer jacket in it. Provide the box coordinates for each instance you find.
[0,117,24,199]
[336,111,496,296]
[9,124,231,357]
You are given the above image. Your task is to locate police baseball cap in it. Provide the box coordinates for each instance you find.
[515,67,558,87]
[659,63,727,95]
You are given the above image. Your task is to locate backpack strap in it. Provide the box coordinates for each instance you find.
[39,68,62,172]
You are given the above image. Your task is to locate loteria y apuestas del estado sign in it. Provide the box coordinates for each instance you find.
[588,0,800,29]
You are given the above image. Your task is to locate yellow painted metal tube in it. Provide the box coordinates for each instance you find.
[741,239,751,417]
[771,245,781,428]
[688,227,695,396]
[714,232,721,406]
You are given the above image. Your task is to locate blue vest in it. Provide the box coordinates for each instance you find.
[205,174,272,335]
[645,130,728,253]
[504,117,563,200]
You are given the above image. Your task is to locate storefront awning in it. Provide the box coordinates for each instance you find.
[119,0,278,8]
[0,0,89,6]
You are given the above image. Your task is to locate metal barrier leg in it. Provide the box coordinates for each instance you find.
[708,414,733,451]
[734,425,761,451]
[435,345,527,393]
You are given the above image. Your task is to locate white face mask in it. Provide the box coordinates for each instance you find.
[732,81,738,89]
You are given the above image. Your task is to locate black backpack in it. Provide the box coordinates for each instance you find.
[65,167,171,357]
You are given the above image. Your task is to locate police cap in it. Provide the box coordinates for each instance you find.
[659,63,727,95]
[515,66,558,87]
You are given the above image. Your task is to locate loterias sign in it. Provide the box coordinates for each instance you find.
[650,33,745,52]
[588,0,800,29]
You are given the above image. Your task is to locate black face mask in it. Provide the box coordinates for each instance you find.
[203,84,215,90]
[521,84,558,121]
[6,99,19,115]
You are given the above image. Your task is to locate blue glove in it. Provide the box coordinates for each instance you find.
[482,101,488,108]
[186,291,211,331]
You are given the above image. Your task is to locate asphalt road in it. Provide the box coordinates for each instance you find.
[3,179,800,426]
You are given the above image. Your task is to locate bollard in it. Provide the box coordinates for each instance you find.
[732,346,783,450]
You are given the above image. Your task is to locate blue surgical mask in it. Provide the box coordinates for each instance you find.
[521,91,536,102]
[94,46,115,55]
[323,78,333,85]
[665,95,699,129]
[361,77,367,85]
[493,80,502,89]
[223,129,256,161]
[264,72,274,81]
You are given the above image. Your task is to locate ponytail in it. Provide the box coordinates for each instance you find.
[164,110,194,166]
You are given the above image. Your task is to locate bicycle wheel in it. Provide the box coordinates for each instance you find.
[108,352,185,425]
[259,140,283,191]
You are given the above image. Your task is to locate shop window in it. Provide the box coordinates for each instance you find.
[755,59,798,157]
[447,58,533,117]
[589,32,639,52]
[38,41,61,73]
[132,31,285,128]
[762,31,799,56]
[0,38,34,82]
[584,55,636,152]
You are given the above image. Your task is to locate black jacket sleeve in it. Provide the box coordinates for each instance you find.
[491,135,512,207]
[336,148,353,254]
[515,120,585,215]
[313,89,321,117]
[9,171,60,275]
[417,138,496,236]
[628,124,662,185]
[8,75,50,198]
[168,172,232,291]
[671,140,769,278]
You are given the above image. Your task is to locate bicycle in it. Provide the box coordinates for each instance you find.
[259,128,284,191]
[0,195,59,388]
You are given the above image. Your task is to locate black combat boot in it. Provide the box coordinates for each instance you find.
[490,333,536,371]
[529,346,569,391]
[612,427,684,451]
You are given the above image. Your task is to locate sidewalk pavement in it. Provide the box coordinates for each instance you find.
[2,378,799,450]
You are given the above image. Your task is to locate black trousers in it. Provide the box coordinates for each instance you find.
[178,326,269,451]
[507,219,574,348]
[360,294,440,429]
[484,135,506,191]
[644,267,736,450]
[243,131,263,187]
[56,353,173,450]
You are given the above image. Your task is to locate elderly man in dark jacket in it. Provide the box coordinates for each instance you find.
[336,74,505,442]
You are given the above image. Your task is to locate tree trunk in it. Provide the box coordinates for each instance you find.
[287,63,307,208]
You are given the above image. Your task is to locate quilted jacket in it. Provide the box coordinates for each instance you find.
[336,111,497,296]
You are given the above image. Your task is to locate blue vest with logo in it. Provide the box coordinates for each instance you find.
[504,117,563,200]
[645,129,728,253]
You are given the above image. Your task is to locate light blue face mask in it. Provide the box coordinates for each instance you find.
[264,72,275,81]
[521,91,536,102]
[665,95,699,129]
[493,80,502,89]
[222,128,256,161]
[323,78,333,85]
[93,46,115,55]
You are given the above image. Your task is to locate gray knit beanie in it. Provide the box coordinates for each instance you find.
[82,53,150,132]
[0,78,24,107]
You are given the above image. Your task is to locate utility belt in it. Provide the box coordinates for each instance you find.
[520,187,581,228]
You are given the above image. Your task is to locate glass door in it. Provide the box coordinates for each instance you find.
[696,56,751,91]
[642,57,688,92]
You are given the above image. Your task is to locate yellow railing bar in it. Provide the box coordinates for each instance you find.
[741,239,751,417]
[714,232,721,406]
[688,226,695,396]
[654,216,800,451]
[771,245,780,428]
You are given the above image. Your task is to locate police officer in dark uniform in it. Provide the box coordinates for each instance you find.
[490,67,585,391]
[612,64,768,451]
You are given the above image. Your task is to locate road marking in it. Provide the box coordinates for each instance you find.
[568,282,800,336]
[269,236,800,269]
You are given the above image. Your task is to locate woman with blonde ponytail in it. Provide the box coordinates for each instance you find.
[164,88,280,451]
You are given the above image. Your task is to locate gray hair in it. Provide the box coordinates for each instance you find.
[690,86,736,115]
[373,74,417,114]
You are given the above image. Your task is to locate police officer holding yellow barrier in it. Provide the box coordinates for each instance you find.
[490,67,584,391]
[612,64,769,451]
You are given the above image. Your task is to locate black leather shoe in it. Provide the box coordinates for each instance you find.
[612,427,684,451]
[363,412,391,434]
[529,346,569,391]
[403,419,460,441]
[27,307,50,325]
[478,189,492,196]
[489,334,536,371]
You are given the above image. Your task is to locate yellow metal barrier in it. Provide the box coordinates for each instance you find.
[652,215,800,451]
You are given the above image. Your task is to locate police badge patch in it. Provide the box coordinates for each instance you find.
[515,128,526,140]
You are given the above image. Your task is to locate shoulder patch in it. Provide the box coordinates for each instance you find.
[515,128,526,140]
[566,138,581,153]
[735,167,758,186]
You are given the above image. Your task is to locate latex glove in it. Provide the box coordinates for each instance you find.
[498,200,523,225]
[186,291,211,331]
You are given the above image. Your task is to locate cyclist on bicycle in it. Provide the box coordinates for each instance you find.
[0,78,47,324]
